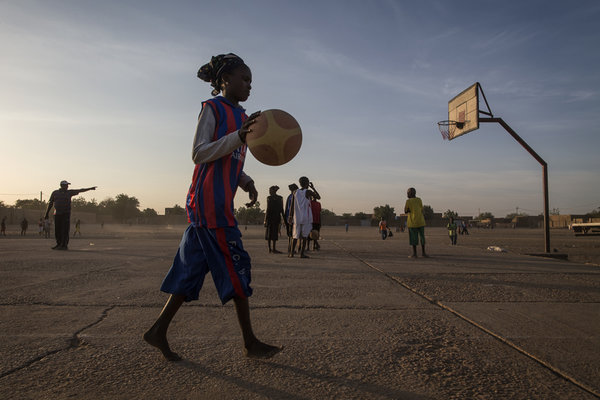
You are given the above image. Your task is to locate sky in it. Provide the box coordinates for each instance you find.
[1,0,599,218]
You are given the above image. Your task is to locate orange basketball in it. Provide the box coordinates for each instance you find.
[246,109,302,166]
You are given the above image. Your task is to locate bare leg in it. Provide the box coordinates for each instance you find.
[143,294,185,361]
[409,245,418,258]
[233,297,281,359]
[272,240,281,253]
[289,239,298,257]
[300,238,309,258]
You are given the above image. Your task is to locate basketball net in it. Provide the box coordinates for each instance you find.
[437,120,455,140]
[437,120,465,141]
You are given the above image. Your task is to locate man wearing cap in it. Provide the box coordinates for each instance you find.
[44,180,97,250]
[264,185,285,253]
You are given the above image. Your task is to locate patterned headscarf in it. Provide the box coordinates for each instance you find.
[197,53,246,96]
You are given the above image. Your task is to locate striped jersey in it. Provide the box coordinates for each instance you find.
[186,97,248,228]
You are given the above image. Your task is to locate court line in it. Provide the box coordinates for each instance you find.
[331,240,600,399]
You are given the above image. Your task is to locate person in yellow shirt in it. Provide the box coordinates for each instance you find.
[404,187,428,258]
[447,217,458,245]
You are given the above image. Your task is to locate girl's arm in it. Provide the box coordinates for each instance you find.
[192,106,245,164]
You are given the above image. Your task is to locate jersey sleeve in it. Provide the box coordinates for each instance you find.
[192,105,244,164]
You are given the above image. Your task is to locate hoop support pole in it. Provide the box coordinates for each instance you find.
[480,117,550,253]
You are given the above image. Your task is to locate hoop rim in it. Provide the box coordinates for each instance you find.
[437,120,459,126]
[437,120,463,140]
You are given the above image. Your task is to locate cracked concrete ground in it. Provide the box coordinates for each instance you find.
[0,225,598,399]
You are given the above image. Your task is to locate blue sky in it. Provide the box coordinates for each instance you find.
[1,0,599,217]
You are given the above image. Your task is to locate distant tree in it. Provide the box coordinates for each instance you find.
[72,197,99,213]
[112,194,141,223]
[354,212,368,219]
[341,213,352,219]
[320,209,336,218]
[423,205,434,221]
[443,209,458,219]
[373,204,395,224]
[587,207,600,218]
[234,201,264,225]
[98,197,116,216]
[478,211,494,220]
[141,208,158,217]
[550,208,560,215]
[15,198,47,209]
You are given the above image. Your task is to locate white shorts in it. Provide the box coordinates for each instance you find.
[293,223,312,239]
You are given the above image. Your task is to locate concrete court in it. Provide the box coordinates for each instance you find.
[0,226,598,400]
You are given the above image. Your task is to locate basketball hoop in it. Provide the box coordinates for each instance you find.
[437,120,465,140]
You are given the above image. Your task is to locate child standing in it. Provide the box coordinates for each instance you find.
[404,187,428,258]
[447,217,457,245]
[378,217,388,240]
[144,53,280,361]
[309,196,322,250]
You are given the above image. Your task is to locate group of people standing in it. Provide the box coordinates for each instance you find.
[264,177,321,259]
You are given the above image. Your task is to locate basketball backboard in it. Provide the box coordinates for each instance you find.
[447,82,480,140]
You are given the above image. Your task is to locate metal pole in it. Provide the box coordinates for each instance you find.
[543,164,550,252]
[480,117,550,253]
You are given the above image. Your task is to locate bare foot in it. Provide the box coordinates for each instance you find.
[244,340,282,359]
[143,329,182,361]
[408,254,417,258]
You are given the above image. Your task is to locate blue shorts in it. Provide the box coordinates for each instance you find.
[160,225,252,304]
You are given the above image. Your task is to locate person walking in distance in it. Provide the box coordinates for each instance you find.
[447,217,458,246]
[379,217,388,240]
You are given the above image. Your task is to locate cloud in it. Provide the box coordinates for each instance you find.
[566,90,596,103]
[297,39,438,99]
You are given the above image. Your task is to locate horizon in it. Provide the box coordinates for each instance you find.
[1,192,597,220]
[1,1,599,218]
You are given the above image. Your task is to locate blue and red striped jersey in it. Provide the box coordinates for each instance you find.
[186,97,248,228]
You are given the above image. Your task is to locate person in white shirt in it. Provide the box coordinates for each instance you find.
[288,177,320,258]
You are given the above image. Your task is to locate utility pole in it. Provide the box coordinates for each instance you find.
[516,206,519,216]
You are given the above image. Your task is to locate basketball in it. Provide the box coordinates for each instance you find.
[246,109,302,166]
[310,230,319,240]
